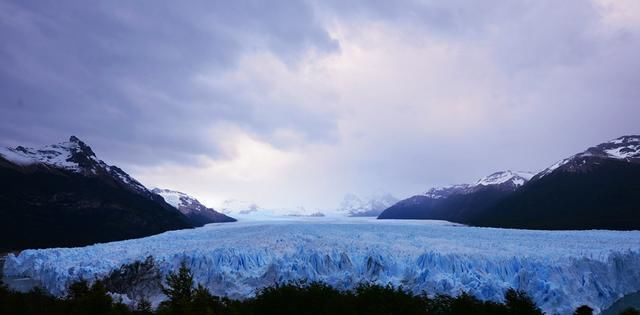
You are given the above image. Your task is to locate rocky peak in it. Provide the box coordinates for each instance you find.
[69,136,97,157]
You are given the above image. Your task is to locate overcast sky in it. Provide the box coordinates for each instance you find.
[1,0,639,211]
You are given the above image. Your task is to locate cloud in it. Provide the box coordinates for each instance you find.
[0,0,337,162]
[1,0,639,210]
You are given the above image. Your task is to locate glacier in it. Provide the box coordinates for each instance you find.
[3,217,640,314]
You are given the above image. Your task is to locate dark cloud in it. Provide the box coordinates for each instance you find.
[0,0,337,164]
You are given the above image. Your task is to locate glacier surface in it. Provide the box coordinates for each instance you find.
[4,218,640,314]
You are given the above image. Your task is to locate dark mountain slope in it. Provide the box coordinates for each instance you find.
[379,135,640,230]
[378,187,514,223]
[378,170,533,222]
[0,137,193,251]
[470,158,640,230]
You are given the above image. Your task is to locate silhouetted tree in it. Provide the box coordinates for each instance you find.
[574,305,593,315]
[134,297,153,315]
[67,280,115,315]
[620,308,640,315]
[1,263,560,315]
[192,284,225,315]
[504,289,543,315]
[158,261,194,314]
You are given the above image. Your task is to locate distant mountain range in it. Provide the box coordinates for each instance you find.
[218,199,263,216]
[337,193,399,217]
[0,136,235,251]
[378,170,533,222]
[379,135,640,230]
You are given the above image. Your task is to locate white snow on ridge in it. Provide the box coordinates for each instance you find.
[0,137,151,194]
[0,147,34,165]
[423,170,534,199]
[0,140,87,171]
[475,170,534,187]
[537,135,640,179]
[4,218,640,314]
[424,184,471,199]
[605,145,640,159]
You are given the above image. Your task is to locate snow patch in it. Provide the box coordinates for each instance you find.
[475,170,534,187]
[153,188,191,209]
[605,145,640,159]
[0,141,81,171]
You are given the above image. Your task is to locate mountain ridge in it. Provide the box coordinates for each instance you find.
[379,135,640,230]
[0,136,197,251]
[378,170,532,221]
[472,135,640,230]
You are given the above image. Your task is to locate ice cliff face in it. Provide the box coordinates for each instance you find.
[4,218,640,315]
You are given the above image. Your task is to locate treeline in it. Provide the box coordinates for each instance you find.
[1,262,638,315]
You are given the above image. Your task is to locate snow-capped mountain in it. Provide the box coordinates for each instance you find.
[5,219,640,315]
[472,135,640,230]
[382,135,640,230]
[379,170,535,221]
[0,136,149,196]
[535,135,640,179]
[424,170,534,199]
[337,193,399,217]
[152,188,236,225]
[0,136,194,251]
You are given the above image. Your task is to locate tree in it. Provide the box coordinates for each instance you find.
[158,261,195,314]
[573,305,593,315]
[504,289,543,315]
[134,297,153,315]
[66,280,116,315]
[192,284,223,315]
[620,308,640,315]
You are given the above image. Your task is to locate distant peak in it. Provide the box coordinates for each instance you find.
[69,135,81,143]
